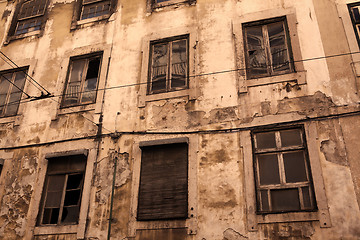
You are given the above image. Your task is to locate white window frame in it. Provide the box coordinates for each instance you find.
[240,121,331,231]
[233,8,306,93]
[129,135,198,237]
[138,27,198,107]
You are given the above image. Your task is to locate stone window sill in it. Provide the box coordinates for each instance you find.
[256,211,319,225]
[5,30,41,44]
[34,224,77,236]
[71,14,112,30]
[138,88,194,107]
[58,103,95,116]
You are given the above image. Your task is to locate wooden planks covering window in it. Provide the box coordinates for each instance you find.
[137,143,188,221]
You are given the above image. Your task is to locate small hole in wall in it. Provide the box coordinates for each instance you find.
[191,207,194,210]
[324,223,326,226]
[191,214,194,217]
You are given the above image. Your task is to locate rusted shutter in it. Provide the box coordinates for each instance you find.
[137,143,188,220]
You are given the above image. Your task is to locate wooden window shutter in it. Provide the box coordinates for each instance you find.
[137,143,188,220]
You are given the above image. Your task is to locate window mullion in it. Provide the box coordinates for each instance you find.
[40,175,51,224]
[58,174,68,224]
[79,59,89,104]
[299,186,305,210]
[262,25,272,76]
[167,42,172,91]
[275,132,286,185]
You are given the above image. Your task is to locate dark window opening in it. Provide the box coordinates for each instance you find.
[37,154,87,226]
[14,0,48,35]
[137,142,188,221]
[252,127,316,214]
[243,17,294,79]
[349,3,360,48]
[62,54,102,107]
[148,36,189,94]
[0,68,28,117]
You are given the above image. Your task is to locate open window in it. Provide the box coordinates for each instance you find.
[61,53,102,108]
[0,68,28,118]
[37,154,87,226]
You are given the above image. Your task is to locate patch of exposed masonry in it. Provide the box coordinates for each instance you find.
[223,228,248,240]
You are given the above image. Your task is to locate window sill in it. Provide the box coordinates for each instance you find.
[58,103,95,116]
[71,14,112,30]
[34,224,77,236]
[138,88,194,107]
[256,211,319,225]
[5,30,41,44]
[244,71,306,90]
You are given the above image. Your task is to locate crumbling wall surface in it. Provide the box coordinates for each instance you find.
[0,149,38,240]
[33,233,77,240]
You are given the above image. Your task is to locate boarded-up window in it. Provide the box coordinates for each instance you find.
[37,154,87,225]
[243,17,294,79]
[15,0,48,35]
[148,35,188,94]
[62,53,102,107]
[137,143,188,220]
[0,68,27,117]
[252,127,316,213]
[80,0,111,20]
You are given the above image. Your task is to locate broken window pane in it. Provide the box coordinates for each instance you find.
[42,208,59,224]
[148,36,188,94]
[62,54,102,107]
[257,153,280,185]
[271,188,300,212]
[61,206,80,223]
[255,131,276,149]
[283,151,308,183]
[244,18,293,78]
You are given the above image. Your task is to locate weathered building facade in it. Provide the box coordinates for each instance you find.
[0,0,360,239]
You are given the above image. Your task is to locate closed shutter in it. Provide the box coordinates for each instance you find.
[137,143,188,220]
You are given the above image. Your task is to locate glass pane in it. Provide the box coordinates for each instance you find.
[302,186,313,209]
[81,1,110,20]
[63,59,85,106]
[352,7,360,22]
[0,74,11,115]
[255,131,276,149]
[271,188,300,212]
[171,40,187,88]
[6,71,25,116]
[47,175,66,192]
[64,189,81,206]
[260,190,269,211]
[81,58,100,103]
[245,26,267,77]
[42,208,59,224]
[151,43,168,92]
[257,153,280,185]
[66,173,83,190]
[61,206,80,223]
[268,21,290,72]
[280,129,302,147]
[45,191,62,208]
[283,151,308,183]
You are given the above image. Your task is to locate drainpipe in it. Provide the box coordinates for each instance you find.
[107,150,118,240]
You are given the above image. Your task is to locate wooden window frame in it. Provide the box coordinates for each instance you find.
[60,52,102,108]
[251,126,316,214]
[243,17,295,79]
[348,2,360,48]
[147,35,189,95]
[0,67,28,118]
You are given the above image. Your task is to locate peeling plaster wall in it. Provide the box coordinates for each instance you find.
[0,0,359,239]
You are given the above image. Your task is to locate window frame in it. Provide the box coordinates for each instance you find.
[0,67,29,118]
[251,126,317,214]
[6,0,49,42]
[60,52,103,109]
[129,136,198,237]
[232,9,306,92]
[348,2,360,48]
[138,27,198,108]
[240,121,331,231]
[147,35,189,95]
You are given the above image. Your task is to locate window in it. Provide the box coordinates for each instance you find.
[61,53,102,108]
[0,68,27,117]
[37,154,87,225]
[349,3,360,47]
[252,127,316,213]
[151,0,192,8]
[137,142,188,220]
[147,35,188,94]
[80,0,111,20]
[243,17,294,79]
[14,0,48,36]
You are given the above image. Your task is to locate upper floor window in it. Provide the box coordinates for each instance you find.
[348,3,360,47]
[80,0,111,20]
[37,154,87,225]
[61,53,102,108]
[148,35,188,94]
[14,0,48,35]
[0,68,27,117]
[252,127,316,213]
[243,17,294,79]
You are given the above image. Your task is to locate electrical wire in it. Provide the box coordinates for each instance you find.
[0,72,31,98]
